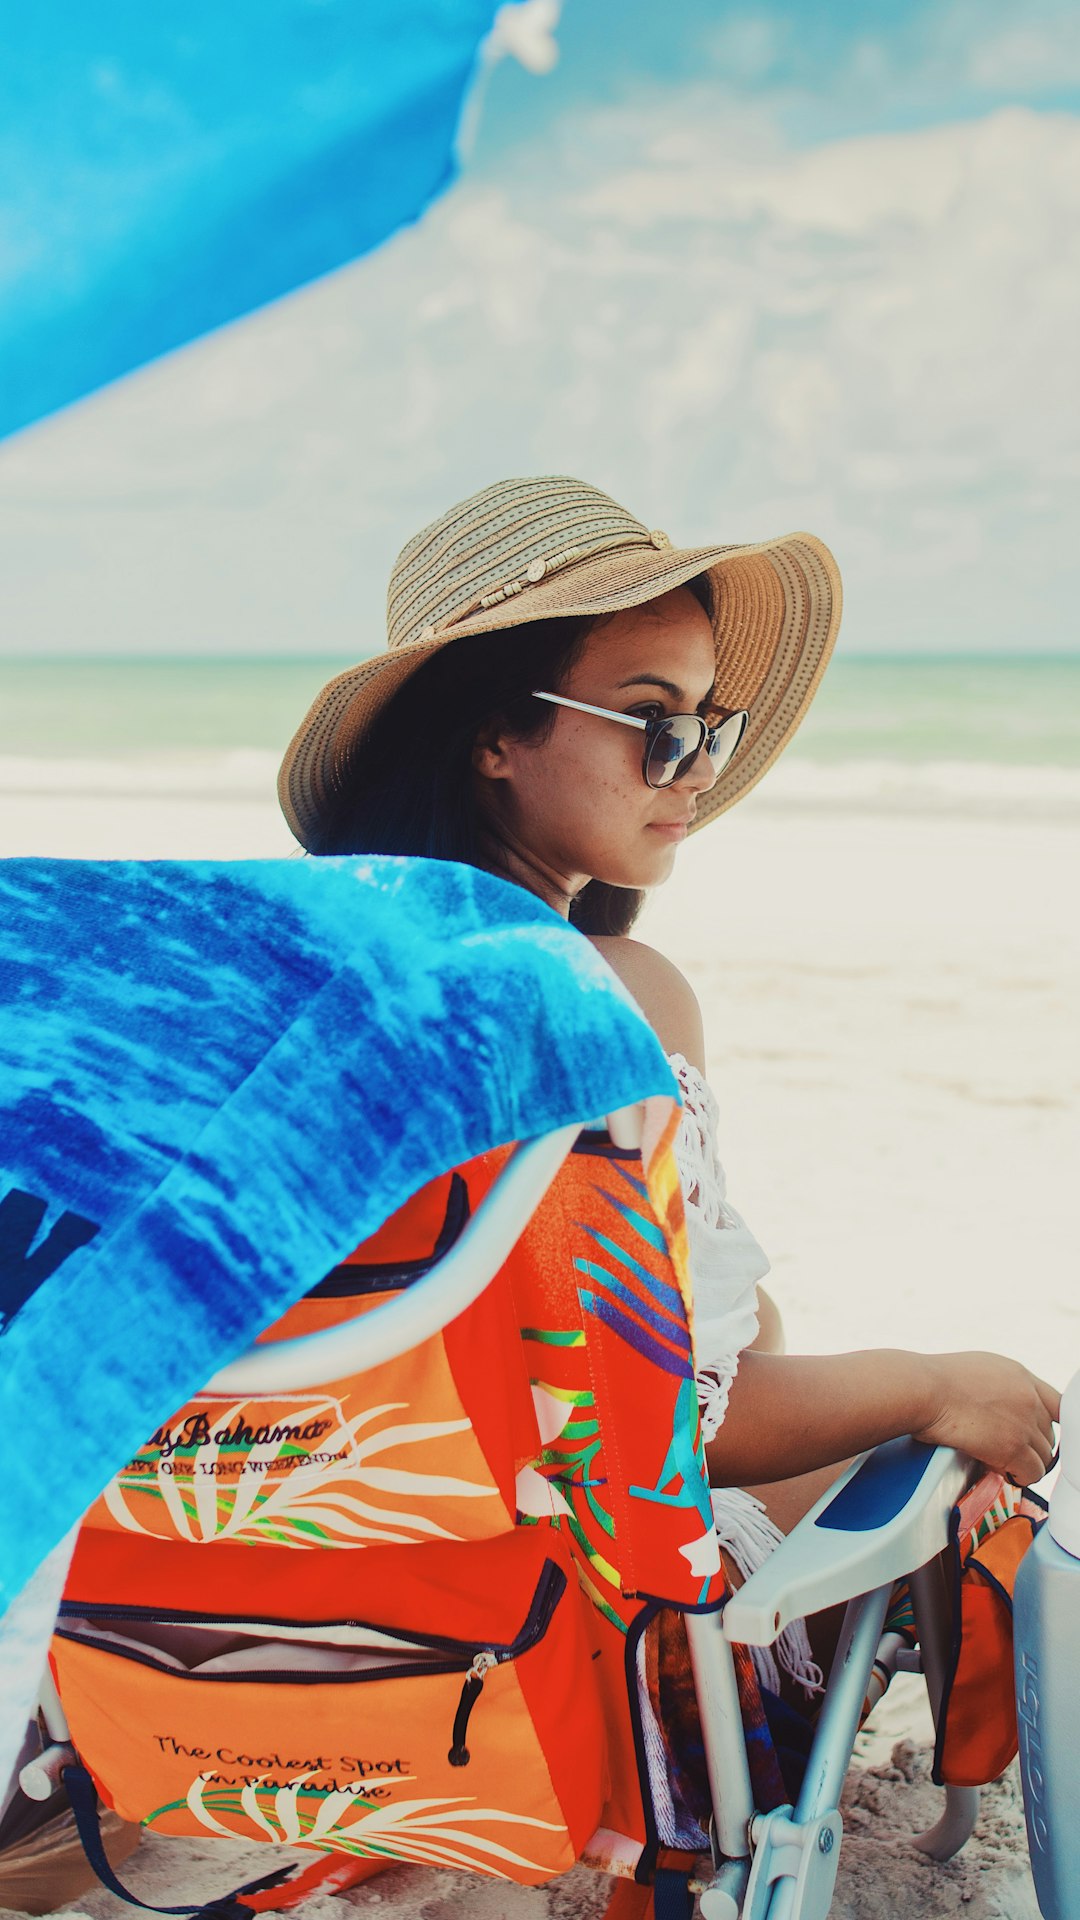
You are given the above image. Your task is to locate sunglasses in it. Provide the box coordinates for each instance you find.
[532,691,750,790]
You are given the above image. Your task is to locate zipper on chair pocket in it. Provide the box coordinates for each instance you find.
[56,1559,566,1769]
[448,1649,498,1766]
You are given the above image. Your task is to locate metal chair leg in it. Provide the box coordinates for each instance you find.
[792,1586,892,1827]
[737,1587,891,1920]
[685,1607,756,1864]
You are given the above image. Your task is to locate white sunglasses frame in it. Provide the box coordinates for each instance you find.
[531,689,748,789]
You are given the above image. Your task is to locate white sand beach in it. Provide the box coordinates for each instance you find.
[2,765,1077,1919]
[3,1688,1041,1920]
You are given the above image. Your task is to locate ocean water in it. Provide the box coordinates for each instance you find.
[3,654,1080,818]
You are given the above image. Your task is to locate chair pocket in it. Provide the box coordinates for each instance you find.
[934,1509,1040,1788]
[51,1539,607,1886]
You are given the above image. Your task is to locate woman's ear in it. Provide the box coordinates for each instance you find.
[472,723,512,782]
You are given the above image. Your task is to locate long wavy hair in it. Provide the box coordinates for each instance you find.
[311,578,713,938]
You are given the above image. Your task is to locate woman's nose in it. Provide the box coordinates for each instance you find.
[682,743,720,793]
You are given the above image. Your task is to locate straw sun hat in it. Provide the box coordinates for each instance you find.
[278,475,842,848]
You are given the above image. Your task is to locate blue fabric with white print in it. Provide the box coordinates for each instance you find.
[0,855,674,1610]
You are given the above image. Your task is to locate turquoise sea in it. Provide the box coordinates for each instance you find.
[3,655,1080,763]
[3,656,1079,819]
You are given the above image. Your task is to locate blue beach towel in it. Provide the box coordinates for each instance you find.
[0,854,674,1616]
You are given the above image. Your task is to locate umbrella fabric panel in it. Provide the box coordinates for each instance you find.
[0,0,499,438]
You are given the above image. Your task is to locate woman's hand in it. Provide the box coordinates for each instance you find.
[913,1352,1060,1484]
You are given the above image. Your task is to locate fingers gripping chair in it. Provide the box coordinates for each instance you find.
[30,1109,984,1920]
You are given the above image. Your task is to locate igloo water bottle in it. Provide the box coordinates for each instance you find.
[1015,1368,1080,1920]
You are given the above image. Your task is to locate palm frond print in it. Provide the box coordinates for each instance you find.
[575,1164,694,1379]
[160,1772,565,1878]
[518,1157,719,1613]
[104,1396,499,1546]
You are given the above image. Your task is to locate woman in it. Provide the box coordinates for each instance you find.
[278,475,1058,1641]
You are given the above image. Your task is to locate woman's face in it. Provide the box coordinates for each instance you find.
[474,586,720,913]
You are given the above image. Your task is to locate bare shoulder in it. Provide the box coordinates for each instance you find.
[589,936,706,1072]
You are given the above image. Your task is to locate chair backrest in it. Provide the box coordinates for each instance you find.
[209,1125,581,1390]
[53,1099,725,1886]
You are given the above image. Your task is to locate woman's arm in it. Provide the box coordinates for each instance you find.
[748,1288,785,1354]
[709,1346,1060,1489]
[589,935,706,1068]
[590,937,1060,1487]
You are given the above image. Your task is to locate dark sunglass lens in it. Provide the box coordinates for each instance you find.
[645,717,705,788]
[706,711,749,774]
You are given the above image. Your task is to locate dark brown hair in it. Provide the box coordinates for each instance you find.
[311,577,713,938]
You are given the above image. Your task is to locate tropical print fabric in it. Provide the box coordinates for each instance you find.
[83,1170,531,1550]
[505,1119,731,1856]
[59,1107,742,1882]
[511,1122,722,1610]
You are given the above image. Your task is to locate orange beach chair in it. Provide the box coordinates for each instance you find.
[29,1107,1002,1920]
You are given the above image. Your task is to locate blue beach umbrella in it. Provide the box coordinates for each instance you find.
[0,0,518,440]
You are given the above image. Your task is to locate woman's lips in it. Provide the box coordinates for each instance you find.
[649,817,693,840]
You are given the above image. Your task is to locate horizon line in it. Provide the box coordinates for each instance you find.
[3,650,1080,668]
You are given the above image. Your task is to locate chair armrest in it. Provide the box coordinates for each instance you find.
[722,1439,976,1646]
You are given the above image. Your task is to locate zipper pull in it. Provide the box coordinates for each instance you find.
[448,1650,497,1767]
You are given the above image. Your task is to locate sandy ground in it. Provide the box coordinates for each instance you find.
[3,776,1077,1918]
[0,1691,1043,1920]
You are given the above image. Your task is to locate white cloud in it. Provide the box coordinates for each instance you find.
[706,13,783,86]
[578,98,1072,237]
[702,0,1080,111]
[0,93,1077,655]
[932,0,1080,94]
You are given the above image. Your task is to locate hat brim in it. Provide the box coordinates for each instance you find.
[278,532,842,848]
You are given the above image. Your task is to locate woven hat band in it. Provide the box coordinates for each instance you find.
[421,528,673,638]
[386,476,670,652]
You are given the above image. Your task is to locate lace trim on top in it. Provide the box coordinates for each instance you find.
[667,1057,822,1707]
[669,1053,769,1443]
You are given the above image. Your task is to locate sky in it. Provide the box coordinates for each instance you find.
[0,0,1078,656]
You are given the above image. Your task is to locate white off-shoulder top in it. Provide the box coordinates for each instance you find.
[668,1054,769,1444]
[667,1052,821,1702]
